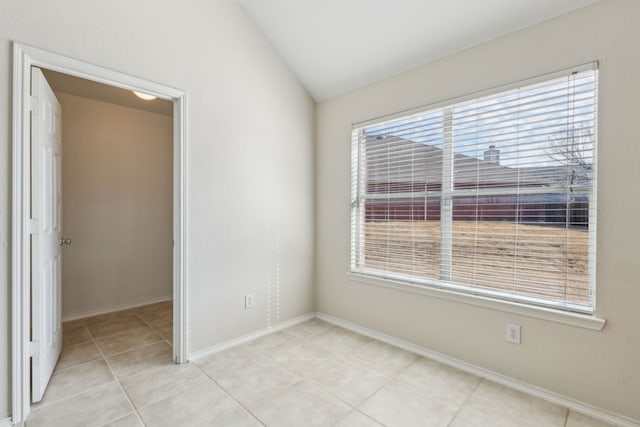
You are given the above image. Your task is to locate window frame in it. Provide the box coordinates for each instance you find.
[350,62,600,321]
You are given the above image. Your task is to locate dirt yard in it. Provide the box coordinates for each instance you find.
[362,221,590,303]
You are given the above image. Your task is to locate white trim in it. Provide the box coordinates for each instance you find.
[173,94,189,363]
[589,70,599,314]
[61,295,173,322]
[11,41,32,427]
[0,417,13,427]
[316,312,639,427]
[348,272,605,330]
[10,42,189,424]
[189,313,315,361]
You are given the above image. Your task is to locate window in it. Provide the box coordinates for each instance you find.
[351,64,597,314]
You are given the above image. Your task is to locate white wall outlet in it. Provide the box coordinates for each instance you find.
[245,294,255,309]
[506,323,521,344]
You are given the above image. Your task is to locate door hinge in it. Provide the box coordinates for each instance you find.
[29,218,38,234]
[29,341,38,357]
[30,95,39,114]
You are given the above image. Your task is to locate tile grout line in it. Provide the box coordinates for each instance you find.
[220,330,343,411]
[347,350,420,424]
[34,319,130,417]
[280,327,473,426]
[273,326,400,425]
[136,311,174,348]
[89,312,169,357]
[61,321,93,348]
[225,325,387,424]
[30,380,120,413]
[446,377,485,427]
[191,360,267,426]
[32,321,95,411]
[257,325,385,417]
[358,410,388,427]
[95,339,166,359]
[60,313,589,426]
[49,304,173,425]
[52,353,102,375]
[86,317,148,427]
[191,326,343,420]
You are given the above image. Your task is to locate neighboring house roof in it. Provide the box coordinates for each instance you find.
[364,134,588,189]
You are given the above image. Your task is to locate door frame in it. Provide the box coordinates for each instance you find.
[11,42,189,424]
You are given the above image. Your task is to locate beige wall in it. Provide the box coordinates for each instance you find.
[0,0,315,419]
[58,93,173,318]
[316,0,640,421]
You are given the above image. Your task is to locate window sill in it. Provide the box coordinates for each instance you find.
[347,272,605,331]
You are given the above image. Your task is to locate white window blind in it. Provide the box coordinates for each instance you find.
[351,64,597,313]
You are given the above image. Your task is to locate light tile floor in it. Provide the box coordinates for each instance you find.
[27,303,616,427]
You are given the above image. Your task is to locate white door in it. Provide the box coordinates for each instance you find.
[31,67,63,403]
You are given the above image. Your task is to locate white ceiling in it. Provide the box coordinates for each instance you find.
[42,69,173,116]
[237,0,599,102]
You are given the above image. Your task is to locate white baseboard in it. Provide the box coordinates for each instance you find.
[0,417,12,427]
[316,312,640,427]
[62,294,173,321]
[189,312,315,361]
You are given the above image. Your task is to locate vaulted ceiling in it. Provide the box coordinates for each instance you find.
[237,0,600,101]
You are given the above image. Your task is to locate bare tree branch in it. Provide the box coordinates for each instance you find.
[546,123,594,185]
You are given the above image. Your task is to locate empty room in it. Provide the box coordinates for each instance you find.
[1,0,638,426]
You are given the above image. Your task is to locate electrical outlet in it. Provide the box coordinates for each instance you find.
[506,323,521,344]
[245,294,255,309]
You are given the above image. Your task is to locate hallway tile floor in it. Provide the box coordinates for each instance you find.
[26,303,615,426]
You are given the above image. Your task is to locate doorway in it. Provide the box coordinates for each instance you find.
[42,68,174,324]
[11,43,188,424]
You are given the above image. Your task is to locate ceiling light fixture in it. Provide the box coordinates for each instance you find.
[133,90,157,101]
